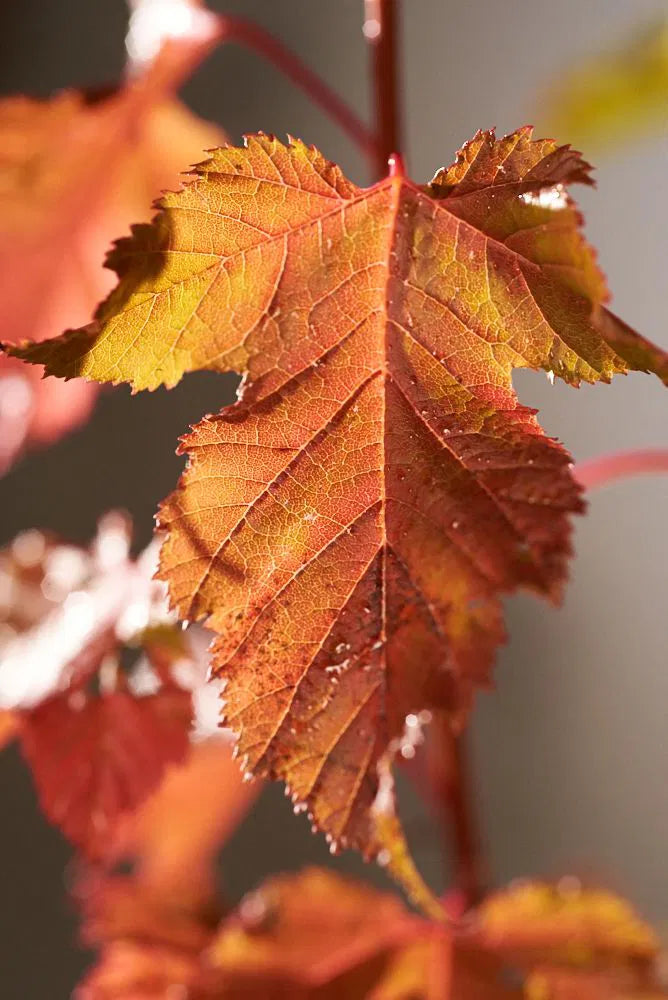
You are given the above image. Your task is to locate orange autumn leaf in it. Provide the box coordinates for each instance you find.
[79,862,489,1000]
[205,867,440,998]
[77,738,256,1000]
[474,880,659,966]
[80,871,215,955]
[77,865,665,1000]
[204,868,525,999]
[11,130,668,898]
[369,930,519,1000]
[110,737,258,907]
[76,940,208,1000]
[524,966,668,1000]
[0,32,224,473]
[467,880,667,1000]
[0,709,18,748]
[209,867,420,975]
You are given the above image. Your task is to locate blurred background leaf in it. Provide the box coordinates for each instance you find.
[539,18,668,150]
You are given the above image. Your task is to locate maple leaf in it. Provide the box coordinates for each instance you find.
[204,867,439,998]
[10,131,668,900]
[76,738,255,1000]
[21,684,192,859]
[0,515,207,858]
[0,28,224,474]
[475,879,659,965]
[469,880,666,1000]
[77,864,668,1000]
[203,867,528,998]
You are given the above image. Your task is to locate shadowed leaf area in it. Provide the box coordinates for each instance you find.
[10,129,668,904]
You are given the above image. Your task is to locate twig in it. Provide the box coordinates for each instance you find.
[216,15,377,164]
[365,0,403,177]
[574,448,668,491]
[428,719,486,913]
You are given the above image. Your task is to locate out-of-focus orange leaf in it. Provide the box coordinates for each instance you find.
[110,738,258,907]
[368,938,445,1000]
[76,940,208,1000]
[12,131,668,904]
[79,864,218,957]
[204,868,529,998]
[76,865,668,1000]
[21,684,192,859]
[0,709,18,748]
[475,880,659,966]
[468,880,668,1000]
[205,867,439,998]
[208,868,421,978]
[77,736,256,1000]
[0,26,224,474]
[524,965,668,1000]
[373,931,514,1000]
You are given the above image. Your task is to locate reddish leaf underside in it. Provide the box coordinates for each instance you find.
[21,686,192,858]
[11,130,668,901]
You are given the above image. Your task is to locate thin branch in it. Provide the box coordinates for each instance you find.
[428,719,486,913]
[215,15,377,164]
[365,0,485,917]
[125,3,376,161]
[365,0,403,177]
[574,448,668,491]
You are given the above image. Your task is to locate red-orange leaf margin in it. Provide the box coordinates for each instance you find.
[10,129,668,906]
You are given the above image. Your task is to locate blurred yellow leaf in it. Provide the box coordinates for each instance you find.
[475,880,659,966]
[540,20,668,149]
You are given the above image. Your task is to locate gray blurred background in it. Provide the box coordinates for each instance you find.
[1,1,666,995]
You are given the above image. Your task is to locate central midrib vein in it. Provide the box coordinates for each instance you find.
[378,171,405,721]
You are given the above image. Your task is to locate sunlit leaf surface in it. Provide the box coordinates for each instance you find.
[11,130,668,901]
